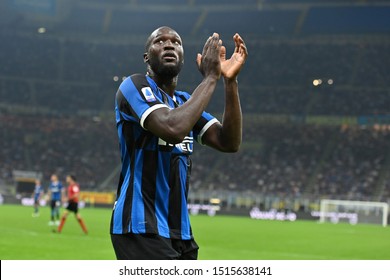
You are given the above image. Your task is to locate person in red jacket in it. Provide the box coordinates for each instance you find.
[57,175,88,234]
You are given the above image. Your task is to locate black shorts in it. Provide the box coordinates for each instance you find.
[50,200,60,209]
[111,233,199,260]
[66,201,78,214]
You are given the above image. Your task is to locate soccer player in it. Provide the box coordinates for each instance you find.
[31,179,43,217]
[47,174,63,226]
[110,26,247,259]
[57,175,88,234]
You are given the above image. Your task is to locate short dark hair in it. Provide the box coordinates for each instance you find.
[68,174,77,182]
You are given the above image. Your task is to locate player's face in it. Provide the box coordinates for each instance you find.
[145,27,184,78]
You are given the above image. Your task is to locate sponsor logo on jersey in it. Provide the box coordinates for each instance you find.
[177,136,193,153]
[158,136,193,153]
[141,87,156,102]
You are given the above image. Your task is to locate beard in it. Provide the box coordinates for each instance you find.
[149,59,184,79]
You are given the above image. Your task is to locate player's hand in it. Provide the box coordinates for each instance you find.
[196,33,222,79]
[220,33,248,80]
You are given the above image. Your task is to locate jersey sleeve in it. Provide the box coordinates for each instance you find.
[115,74,169,129]
[176,91,219,145]
[193,111,219,145]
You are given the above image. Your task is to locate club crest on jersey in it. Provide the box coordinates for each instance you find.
[141,87,156,102]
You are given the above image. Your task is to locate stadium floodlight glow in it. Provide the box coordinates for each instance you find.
[113,76,119,82]
[37,27,46,34]
[319,199,389,227]
[313,79,319,86]
[328,79,334,85]
[209,198,221,204]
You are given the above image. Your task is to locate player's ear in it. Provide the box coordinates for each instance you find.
[143,52,149,63]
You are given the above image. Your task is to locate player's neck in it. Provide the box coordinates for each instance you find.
[148,74,178,97]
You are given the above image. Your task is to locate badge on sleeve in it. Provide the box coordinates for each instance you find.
[141,87,156,102]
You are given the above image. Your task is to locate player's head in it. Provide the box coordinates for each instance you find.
[144,26,184,79]
[50,174,58,182]
[66,174,76,184]
[35,179,41,186]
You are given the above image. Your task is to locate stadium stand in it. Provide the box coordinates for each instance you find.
[199,10,300,37]
[0,114,119,190]
[302,6,390,34]
[56,7,106,35]
[0,34,60,80]
[0,0,389,210]
[0,35,389,115]
[109,10,201,36]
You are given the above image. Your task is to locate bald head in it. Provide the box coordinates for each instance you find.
[145,26,181,52]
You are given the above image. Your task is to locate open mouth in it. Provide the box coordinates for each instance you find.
[162,53,177,61]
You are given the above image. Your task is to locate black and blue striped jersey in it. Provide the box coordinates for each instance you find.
[110,74,217,240]
[49,182,63,201]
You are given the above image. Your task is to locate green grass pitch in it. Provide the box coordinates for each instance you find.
[1,204,389,260]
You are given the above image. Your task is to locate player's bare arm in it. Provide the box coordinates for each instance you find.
[144,33,222,144]
[203,33,248,152]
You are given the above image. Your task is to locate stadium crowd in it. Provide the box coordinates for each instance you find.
[1,3,389,207]
[1,113,389,204]
[1,33,389,116]
[192,123,390,201]
[0,114,119,189]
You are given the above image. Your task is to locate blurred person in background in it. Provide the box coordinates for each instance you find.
[57,175,88,234]
[31,179,44,217]
[47,174,63,226]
